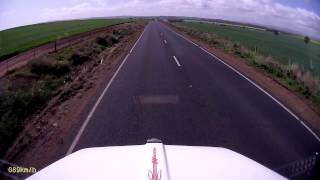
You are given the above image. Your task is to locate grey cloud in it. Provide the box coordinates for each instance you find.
[1,0,319,39]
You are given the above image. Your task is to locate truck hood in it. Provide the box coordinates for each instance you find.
[28,141,286,180]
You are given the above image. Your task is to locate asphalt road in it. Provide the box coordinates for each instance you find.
[70,22,319,174]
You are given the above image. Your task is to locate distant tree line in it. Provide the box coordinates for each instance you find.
[168,19,184,22]
[267,28,311,45]
[266,28,280,35]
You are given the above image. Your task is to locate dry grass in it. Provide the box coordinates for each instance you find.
[300,72,320,94]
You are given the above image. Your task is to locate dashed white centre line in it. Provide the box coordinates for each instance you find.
[173,56,181,67]
[164,40,167,44]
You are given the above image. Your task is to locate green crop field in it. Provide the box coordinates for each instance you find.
[175,21,320,76]
[0,19,131,61]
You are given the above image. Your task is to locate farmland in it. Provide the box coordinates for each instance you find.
[0,19,131,61]
[174,21,320,77]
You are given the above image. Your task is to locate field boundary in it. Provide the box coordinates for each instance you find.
[0,21,132,77]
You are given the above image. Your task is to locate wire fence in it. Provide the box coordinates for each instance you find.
[0,22,130,77]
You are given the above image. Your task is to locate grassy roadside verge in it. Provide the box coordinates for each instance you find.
[169,22,320,108]
[175,22,320,76]
[0,19,131,62]
[0,23,136,156]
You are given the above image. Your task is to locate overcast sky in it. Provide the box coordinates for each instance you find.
[1,0,319,39]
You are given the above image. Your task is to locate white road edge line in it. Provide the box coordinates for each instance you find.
[164,40,167,44]
[130,29,145,53]
[66,26,148,155]
[173,56,181,67]
[165,25,320,142]
[300,121,320,142]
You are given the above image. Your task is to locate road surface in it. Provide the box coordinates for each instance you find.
[69,22,319,175]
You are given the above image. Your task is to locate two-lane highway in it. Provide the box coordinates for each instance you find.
[68,22,319,172]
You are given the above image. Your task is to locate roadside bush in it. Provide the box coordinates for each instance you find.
[5,69,17,75]
[200,32,213,42]
[112,30,125,39]
[96,36,109,47]
[286,63,302,80]
[30,58,54,75]
[300,72,320,95]
[255,56,320,97]
[285,63,320,96]
[56,49,73,62]
[44,78,64,91]
[115,29,130,37]
[29,58,70,77]
[109,34,119,44]
[313,94,320,105]
[91,43,103,54]
[233,42,241,49]
[96,33,120,48]
[70,50,91,66]
[52,63,70,77]
[0,94,7,117]
[0,114,21,155]
[13,88,48,117]
[0,86,50,155]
